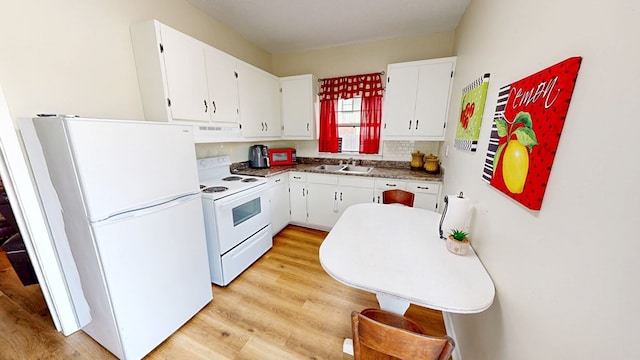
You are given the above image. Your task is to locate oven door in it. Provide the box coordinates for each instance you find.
[214,184,271,254]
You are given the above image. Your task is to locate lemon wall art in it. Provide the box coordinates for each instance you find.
[481,57,582,210]
[455,73,490,152]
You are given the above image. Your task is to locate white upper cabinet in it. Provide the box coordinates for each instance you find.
[131,20,220,124]
[132,20,285,142]
[237,62,282,138]
[280,74,318,139]
[205,47,240,124]
[382,57,456,141]
[159,24,210,122]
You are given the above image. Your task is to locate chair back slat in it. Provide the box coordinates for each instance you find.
[382,189,415,207]
[352,309,455,360]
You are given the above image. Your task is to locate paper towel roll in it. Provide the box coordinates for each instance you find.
[439,193,474,238]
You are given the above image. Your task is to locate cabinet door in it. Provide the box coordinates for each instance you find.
[413,193,439,212]
[413,61,455,139]
[205,47,239,124]
[268,174,290,235]
[382,65,419,137]
[339,186,375,215]
[238,62,282,137]
[289,175,307,224]
[407,181,441,212]
[306,182,340,229]
[281,75,317,139]
[159,24,210,122]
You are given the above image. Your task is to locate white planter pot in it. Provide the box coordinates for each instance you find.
[446,236,470,255]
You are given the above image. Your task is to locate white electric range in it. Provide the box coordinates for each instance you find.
[197,156,272,286]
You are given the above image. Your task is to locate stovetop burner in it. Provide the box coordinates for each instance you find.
[202,186,228,193]
[198,156,268,200]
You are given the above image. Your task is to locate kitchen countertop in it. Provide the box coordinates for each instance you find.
[231,158,443,182]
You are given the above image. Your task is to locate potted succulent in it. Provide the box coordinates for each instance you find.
[446,229,470,255]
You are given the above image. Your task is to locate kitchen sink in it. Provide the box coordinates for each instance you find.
[338,165,374,174]
[314,164,347,172]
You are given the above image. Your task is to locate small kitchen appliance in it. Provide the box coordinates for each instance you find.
[268,147,297,166]
[248,144,270,168]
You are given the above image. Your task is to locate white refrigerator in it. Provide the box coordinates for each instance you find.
[23,116,212,359]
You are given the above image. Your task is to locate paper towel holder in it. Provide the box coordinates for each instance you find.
[439,191,465,239]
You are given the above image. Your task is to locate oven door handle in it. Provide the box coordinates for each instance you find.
[213,183,267,207]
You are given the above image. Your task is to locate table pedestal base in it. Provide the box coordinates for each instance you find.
[342,338,354,355]
[376,292,410,314]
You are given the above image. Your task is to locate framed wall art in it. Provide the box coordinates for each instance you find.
[455,73,490,152]
[481,57,582,210]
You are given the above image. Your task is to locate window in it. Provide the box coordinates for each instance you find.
[337,97,362,153]
[318,72,384,154]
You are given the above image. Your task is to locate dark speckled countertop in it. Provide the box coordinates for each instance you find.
[231,157,443,182]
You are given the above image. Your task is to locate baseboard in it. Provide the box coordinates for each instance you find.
[443,312,463,360]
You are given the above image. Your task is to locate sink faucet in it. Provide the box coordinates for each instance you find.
[348,158,356,166]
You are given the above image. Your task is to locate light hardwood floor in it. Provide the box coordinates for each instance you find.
[0,225,445,359]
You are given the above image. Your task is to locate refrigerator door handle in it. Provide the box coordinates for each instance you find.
[95,193,201,224]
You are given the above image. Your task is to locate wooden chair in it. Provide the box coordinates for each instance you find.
[351,308,455,360]
[382,189,415,207]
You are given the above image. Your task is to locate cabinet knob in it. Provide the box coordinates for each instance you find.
[212,100,217,114]
[408,120,412,130]
[415,119,419,129]
[204,99,208,113]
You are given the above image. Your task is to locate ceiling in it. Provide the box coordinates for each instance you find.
[186,0,471,53]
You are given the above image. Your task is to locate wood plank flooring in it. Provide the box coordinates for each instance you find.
[0,225,445,359]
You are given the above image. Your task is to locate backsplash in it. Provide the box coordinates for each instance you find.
[382,141,441,161]
[196,140,441,163]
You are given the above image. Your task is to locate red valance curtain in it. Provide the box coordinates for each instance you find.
[318,72,384,153]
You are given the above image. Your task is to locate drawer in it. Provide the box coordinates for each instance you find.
[407,181,440,195]
[340,176,375,188]
[219,225,272,286]
[289,172,306,182]
[374,178,407,190]
[306,173,338,185]
[269,173,288,187]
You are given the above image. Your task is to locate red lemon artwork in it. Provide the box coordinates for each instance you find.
[482,57,582,210]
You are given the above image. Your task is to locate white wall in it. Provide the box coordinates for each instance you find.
[441,0,640,358]
[0,0,271,122]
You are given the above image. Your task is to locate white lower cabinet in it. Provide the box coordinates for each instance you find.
[407,181,441,212]
[283,171,441,229]
[289,172,307,224]
[373,178,407,204]
[306,174,340,229]
[267,173,290,235]
[373,178,441,211]
[306,174,375,229]
[338,176,376,215]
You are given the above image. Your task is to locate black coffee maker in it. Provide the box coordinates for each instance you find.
[248,145,270,168]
